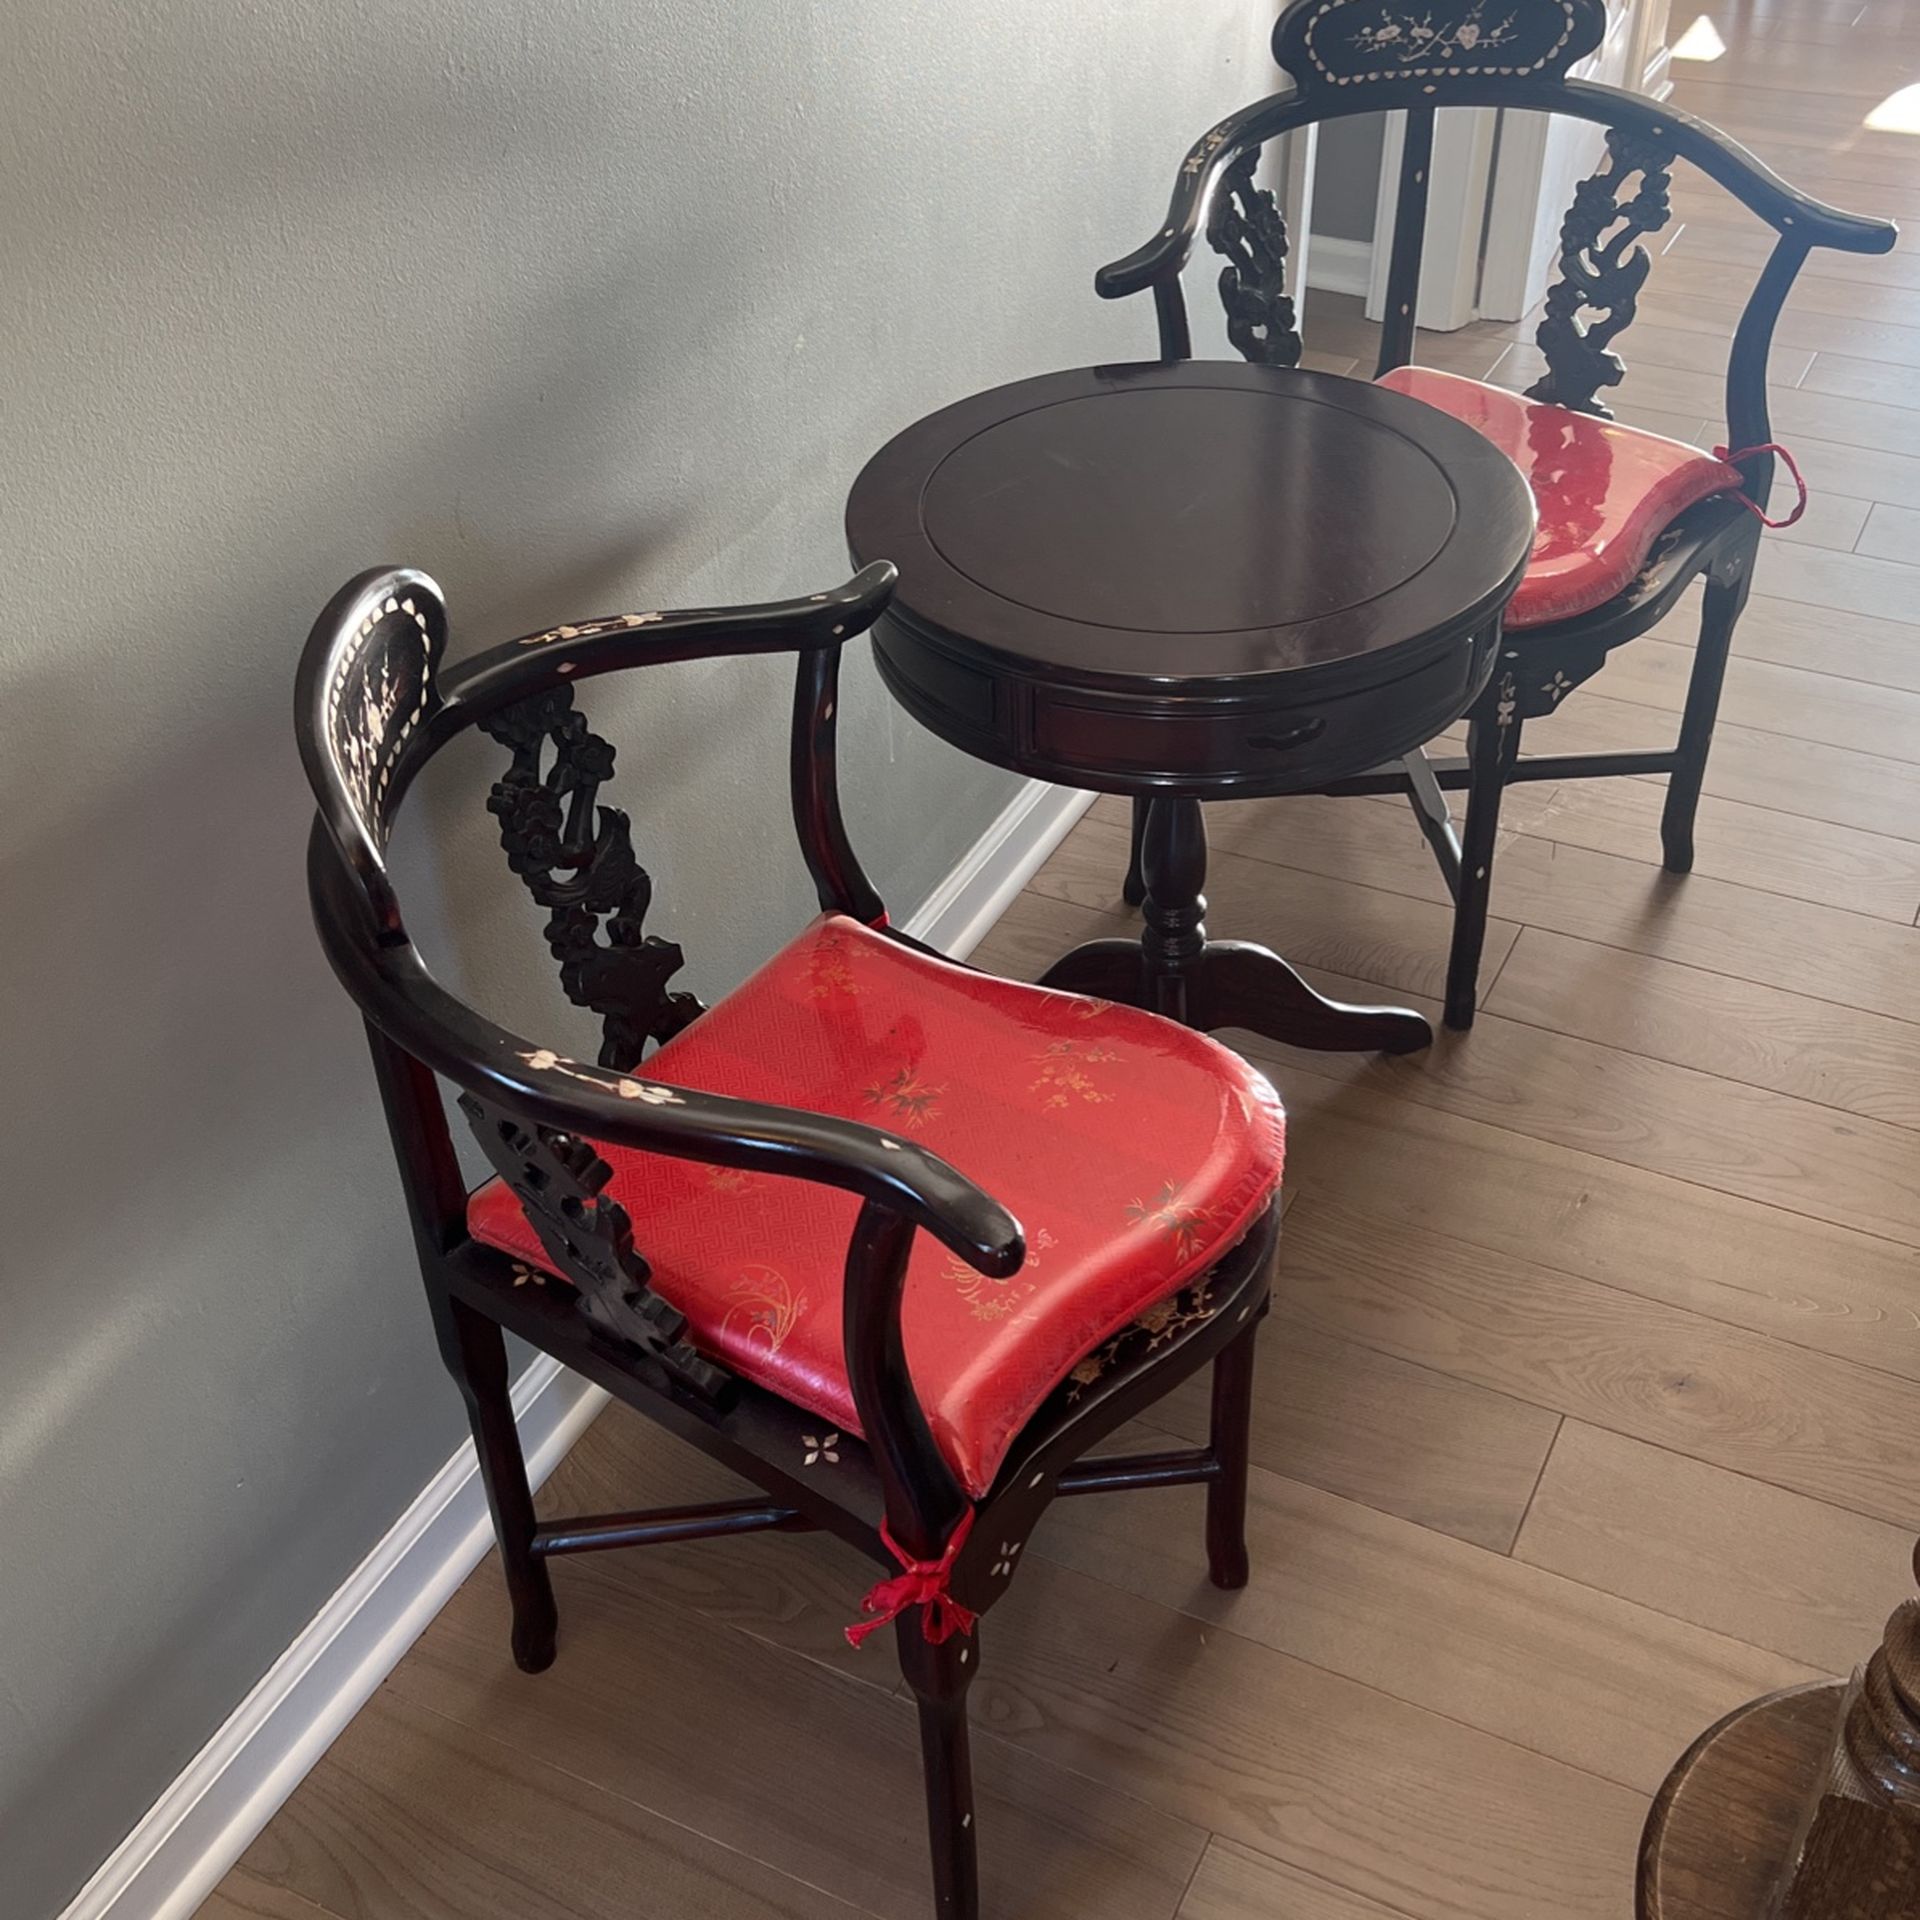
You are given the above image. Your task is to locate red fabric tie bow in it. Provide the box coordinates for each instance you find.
[845,1508,978,1649]
[1714,442,1808,529]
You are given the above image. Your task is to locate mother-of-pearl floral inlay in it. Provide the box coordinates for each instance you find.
[327,594,433,846]
[516,1047,684,1104]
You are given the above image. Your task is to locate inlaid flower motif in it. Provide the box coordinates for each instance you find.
[1068,1353,1108,1394]
[802,1432,841,1467]
[863,1066,944,1129]
[722,1266,809,1355]
[616,1078,682,1105]
[1352,1,1518,63]
[1065,1275,1221,1401]
[991,1541,1021,1579]
[517,1048,682,1105]
[1182,128,1229,176]
[1136,1297,1179,1339]
[510,1261,545,1289]
[1141,1277,1219,1352]
[1125,1182,1217,1262]
[517,609,665,646]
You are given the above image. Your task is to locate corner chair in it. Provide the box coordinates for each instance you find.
[294,560,1286,1919]
[1107,0,1896,1028]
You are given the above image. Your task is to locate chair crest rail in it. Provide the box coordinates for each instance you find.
[1273,0,1607,93]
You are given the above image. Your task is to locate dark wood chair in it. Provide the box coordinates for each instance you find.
[1104,0,1897,1029]
[294,562,1284,1919]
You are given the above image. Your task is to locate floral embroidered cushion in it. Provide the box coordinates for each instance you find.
[1376,366,1742,628]
[467,915,1284,1496]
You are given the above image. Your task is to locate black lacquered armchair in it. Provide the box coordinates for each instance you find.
[295,562,1284,1918]
[1106,0,1896,1028]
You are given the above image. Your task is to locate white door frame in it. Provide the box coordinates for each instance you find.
[1363,108,1498,331]
[1352,0,1670,330]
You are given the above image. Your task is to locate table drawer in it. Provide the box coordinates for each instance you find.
[1022,628,1489,793]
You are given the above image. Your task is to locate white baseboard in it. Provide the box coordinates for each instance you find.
[64,772,1090,1920]
[1303,233,1374,299]
[61,1355,605,1920]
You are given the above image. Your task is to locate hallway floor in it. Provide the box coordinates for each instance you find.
[204,7,1920,1916]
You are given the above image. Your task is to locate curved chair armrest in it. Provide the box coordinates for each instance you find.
[311,830,1023,1277]
[1096,90,1307,301]
[438,561,899,715]
[1561,82,1898,254]
[1097,82,1895,309]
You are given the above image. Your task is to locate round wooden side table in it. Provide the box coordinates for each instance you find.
[846,360,1535,1053]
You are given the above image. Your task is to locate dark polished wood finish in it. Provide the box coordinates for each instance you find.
[1639,1684,1844,1920]
[1096,0,1896,1030]
[847,361,1533,795]
[1642,1546,1920,1920]
[847,360,1533,1055]
[295,563,1281,1920]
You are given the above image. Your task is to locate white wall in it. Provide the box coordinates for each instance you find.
[0,1,1273,1911]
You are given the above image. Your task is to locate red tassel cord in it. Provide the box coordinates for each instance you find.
[845,1508,979,1648]
[1714,442,1808,530]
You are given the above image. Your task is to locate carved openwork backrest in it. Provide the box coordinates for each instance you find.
[298,565,902,1405]
[1196,0,1616,381]
[475,681,703,1073]
[1125,0,1893,448]
[1525,124,1675,416]
[1209,148,1304,369]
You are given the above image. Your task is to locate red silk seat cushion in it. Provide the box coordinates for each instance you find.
[468,916,1284,1497]
[1376,367,1743,628]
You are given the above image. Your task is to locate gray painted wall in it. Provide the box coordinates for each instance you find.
[1311,114,1389,243]
[0,2,1272,1911]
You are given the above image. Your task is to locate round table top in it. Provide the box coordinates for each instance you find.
[845,359,1536,701]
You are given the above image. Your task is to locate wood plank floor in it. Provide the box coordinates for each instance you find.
[206,9,1920,1917]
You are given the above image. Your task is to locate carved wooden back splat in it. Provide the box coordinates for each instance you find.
[1527,125,1676,417]
[479,687,705,1072]
[1208,146,1304,369]
[457,1093,731,1402]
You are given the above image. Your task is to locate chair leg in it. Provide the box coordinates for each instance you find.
[898,1621,981,1920]
[433,1289,558,1673]
[1206,1317,1259,1590]
[1445,681,1524,1032]
[1122,794,1150,907]
[1661,561,1751,875]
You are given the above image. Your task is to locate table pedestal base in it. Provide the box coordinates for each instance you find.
[1638,1684,1842,1920]
[1039,796,1432,1055]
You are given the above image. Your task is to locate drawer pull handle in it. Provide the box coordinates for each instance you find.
[1247,718,1327,753]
